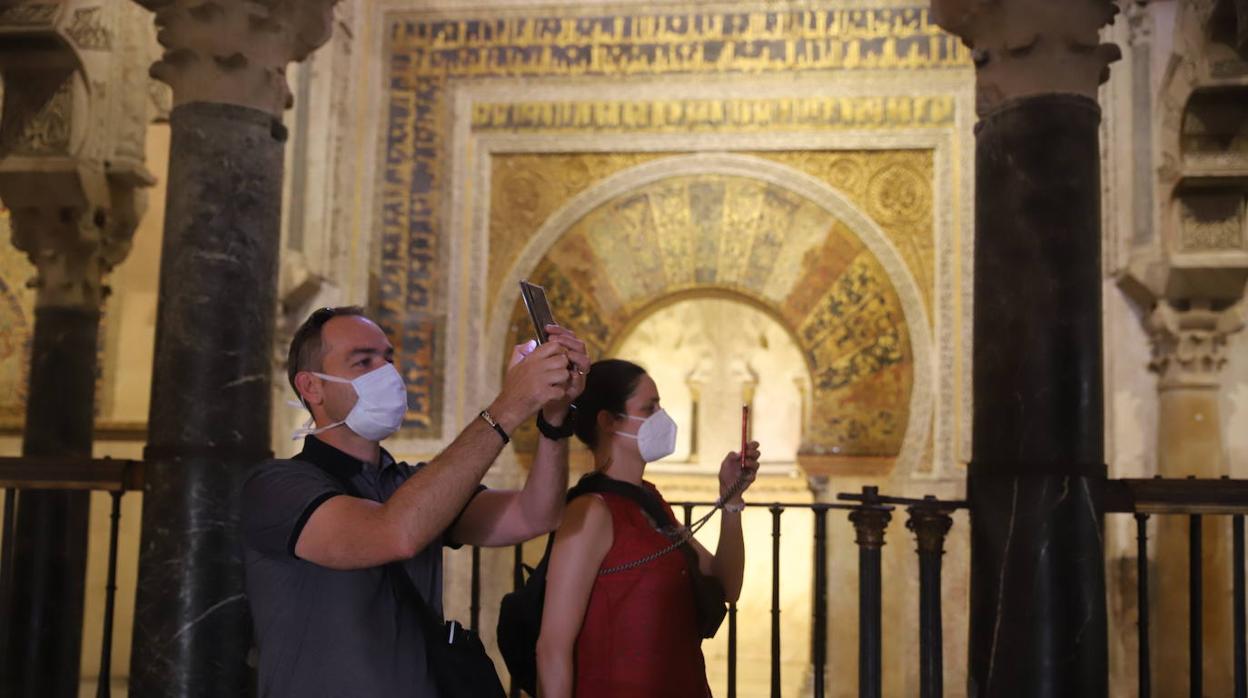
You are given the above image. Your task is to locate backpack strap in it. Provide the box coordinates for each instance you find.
[294,453,448,628]
[568,472,676,530]
[567,472,706,577]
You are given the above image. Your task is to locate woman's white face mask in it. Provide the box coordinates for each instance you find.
[292,363,408,442]
[614,408,678,463]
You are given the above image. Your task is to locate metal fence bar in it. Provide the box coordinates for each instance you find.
[471,545,481,631]
[770,504,784,698]
[95,491,123,698]
[1136,513,1151,698]
[511,543,523,698]
[1191,514,1203,698]
[849,490,891,698]
[907,501,953,698]
[0,487,17,690]
[0,488,14,642]
[811,505,828,698]
[1234,514,1245,698]
[727,599,738,698]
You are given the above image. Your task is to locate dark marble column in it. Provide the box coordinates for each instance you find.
[968,95,1108,696]
[932,1,1121,695]
[128,102,282,697]
[126,2,337,694]
[0,307,97,697]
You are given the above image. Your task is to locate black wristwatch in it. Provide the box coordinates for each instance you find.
[536,406,576,440]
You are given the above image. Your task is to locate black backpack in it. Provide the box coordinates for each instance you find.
[496,473,726,696]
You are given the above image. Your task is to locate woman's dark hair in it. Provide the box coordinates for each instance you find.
[572,359,647,449]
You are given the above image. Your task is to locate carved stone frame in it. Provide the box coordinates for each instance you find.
[366,73,976,482]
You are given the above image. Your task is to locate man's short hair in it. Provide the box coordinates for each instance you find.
[287,306,368,399]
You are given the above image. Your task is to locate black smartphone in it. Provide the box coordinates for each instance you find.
[741,405,750,467]
[519,280,557,344]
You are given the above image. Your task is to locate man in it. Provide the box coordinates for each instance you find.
[241,306,588,696]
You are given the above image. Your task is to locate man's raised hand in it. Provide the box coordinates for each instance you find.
[490,341,572,433]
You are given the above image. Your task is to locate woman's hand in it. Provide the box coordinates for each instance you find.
[719,441,760,505]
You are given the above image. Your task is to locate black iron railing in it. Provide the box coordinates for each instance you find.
[0,456,143,698]
[486,479,1248,698]
[1,458,1245,698]
[495,486,968,698]
[1104,477,1248,698]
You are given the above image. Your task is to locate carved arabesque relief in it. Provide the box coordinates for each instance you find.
[0,0,156,311]
[64,5,109,50]
[1180,190,1246,251]
[12,80,74,156]
[1122,0,1248,314]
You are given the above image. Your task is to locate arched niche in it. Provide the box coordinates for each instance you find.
[610,293,810,474]
[489,155,933,477]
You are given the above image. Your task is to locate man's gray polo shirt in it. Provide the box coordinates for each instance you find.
[242,435,482,698]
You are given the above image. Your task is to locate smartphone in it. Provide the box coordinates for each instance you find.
[519,280,557,344]
[740,405,750,468]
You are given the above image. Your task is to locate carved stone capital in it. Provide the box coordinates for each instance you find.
[134,0,339,116]
[0,162,150,309]
[931,0,1121,116]
[1147,299,1247,389]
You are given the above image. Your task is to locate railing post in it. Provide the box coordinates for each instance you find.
[1135,513,1151,698]
[511,543,523,698]
[0,488,13,646]
[728,598,738,698]
[811,504,829,698]
[849,487,891,698]
[1190,513,1203,698]
[1235,513,1246,698]
[770,504,784,698]
[470,546,481,631]
[95,491,124,698]
[906,498,953,698]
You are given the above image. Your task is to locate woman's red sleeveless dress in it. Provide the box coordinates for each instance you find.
[573,481,713,698]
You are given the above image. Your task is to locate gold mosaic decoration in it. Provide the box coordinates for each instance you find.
[503,173,912,457]
[472,95,955,134]
[382,4,964,436]
[489,152,671,313]
[755,150,935,314]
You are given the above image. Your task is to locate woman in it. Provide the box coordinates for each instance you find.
[535,359,760,698]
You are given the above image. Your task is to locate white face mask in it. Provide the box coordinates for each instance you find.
[614,409,678,463]
[292,363,408,442]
